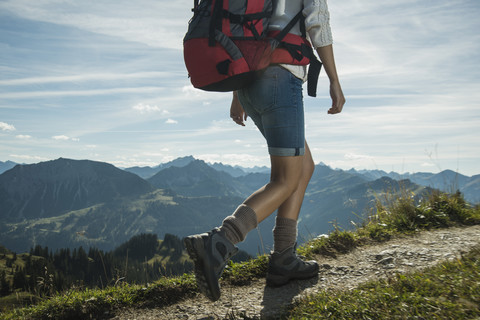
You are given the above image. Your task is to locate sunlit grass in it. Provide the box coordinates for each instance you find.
[288,245,480,319]
[0,274,196,320]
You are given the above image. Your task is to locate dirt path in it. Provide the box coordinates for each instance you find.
[113,225,480,319]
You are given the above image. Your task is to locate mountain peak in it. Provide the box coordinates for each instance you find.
[0,158,152,222]
[0,160,19,174]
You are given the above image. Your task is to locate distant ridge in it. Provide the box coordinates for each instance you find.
[124,156,196,179]
[209,162,270,177]
[0,160,17,174]
[348,168,479,204]
[0,158,153,222]
[125,156,269,179]
[0,156,478,254]
[147,159,250,197]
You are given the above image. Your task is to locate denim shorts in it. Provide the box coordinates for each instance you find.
[238,66,305,156]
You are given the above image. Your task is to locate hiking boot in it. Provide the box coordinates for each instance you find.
[183,228,238,301]
[266,245,319,287]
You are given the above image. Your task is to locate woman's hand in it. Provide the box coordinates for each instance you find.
[230,91,248,126]
[327,81,345,114]
[316,45,346,115]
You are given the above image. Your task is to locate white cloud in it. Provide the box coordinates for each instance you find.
[16,135,32,139]
[0,72,168,86]
[197,153,269,168]
[421,162,436,168]
[52,135,79,141]
[181,85,229,101]
[0,87,162,99]
[132,103,169,114]
[9,154,48,162]
[52,135,70,141]
[0,0,191,49]
[0,122,16,131]
[1,0,479,176]
[344,153,373,161]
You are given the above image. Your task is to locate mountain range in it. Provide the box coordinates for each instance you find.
[0,158,478,255]
[0,158,152,221]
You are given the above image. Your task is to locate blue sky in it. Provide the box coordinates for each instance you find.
[0,0,479,176]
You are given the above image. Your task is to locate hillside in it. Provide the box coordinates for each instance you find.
[0,158,152,222]
[0,157,478,256]
[124,156,196,179]
[0,159,437,256]
[350,168,480,204]
[0,161,17,175]
[147,160,250,197]
[2,191,478,320]
[0,233,193,303]
[0,189,243,253]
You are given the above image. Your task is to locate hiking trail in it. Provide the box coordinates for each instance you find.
[112,224,480,319]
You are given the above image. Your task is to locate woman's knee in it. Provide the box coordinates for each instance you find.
[303,143,315,181]
[270,156,304,194]
[305,154,315,177]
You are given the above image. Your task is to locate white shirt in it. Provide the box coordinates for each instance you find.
[269,0,333,80]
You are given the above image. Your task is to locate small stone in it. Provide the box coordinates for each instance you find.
[377,257,395,265]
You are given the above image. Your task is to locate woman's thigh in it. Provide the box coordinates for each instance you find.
[238,66,305,157]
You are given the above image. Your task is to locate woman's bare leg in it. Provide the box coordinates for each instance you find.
[277,142,315,220]
[271,142,314,252]
[242,154,305,223]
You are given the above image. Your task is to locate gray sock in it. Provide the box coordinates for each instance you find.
[273,216,297,253]
[219,204,258,244]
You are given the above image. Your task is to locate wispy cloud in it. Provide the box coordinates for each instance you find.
[52,135,79,142]
[330,0,480,97]
[9,154,48,162]
[52,135,70,141]
[132,103,169,114]
[0,122,16,131]
[0,72,169,86]
[0,0,479,175]
[197,153,270,168]
[16,135,32,139]
[344,153,373,161]
[0,0,191,49]
[0,87,163,99]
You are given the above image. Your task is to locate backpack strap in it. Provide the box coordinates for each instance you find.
[223,10,272,40]
[307,56,322,97]
[273,11,304,45]
[209,0,224,46]
[273,10,323,97]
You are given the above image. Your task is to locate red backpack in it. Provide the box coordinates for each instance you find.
[183,0,322,97]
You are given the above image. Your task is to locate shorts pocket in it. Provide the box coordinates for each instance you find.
[247,67,278,112]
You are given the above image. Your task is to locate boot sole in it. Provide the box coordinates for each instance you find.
[183,236,221,302]
[266,265,319,287]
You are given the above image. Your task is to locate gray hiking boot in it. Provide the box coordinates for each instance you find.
[266,245,319,287]
[183,228,238,301]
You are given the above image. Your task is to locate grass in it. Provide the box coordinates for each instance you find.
[0,275,197,320]
[1,190,479,319]
[287,245,480,319]
[298,190,480,259]
[222,255,269,286]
